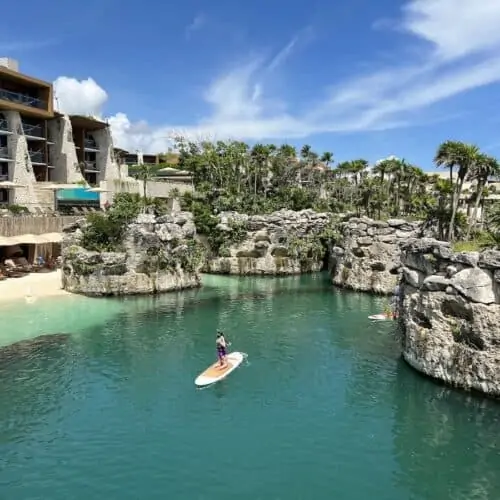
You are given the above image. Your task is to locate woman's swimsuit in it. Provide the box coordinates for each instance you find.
[217,340,226,359]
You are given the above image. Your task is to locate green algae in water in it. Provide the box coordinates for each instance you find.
[0,273,499,500]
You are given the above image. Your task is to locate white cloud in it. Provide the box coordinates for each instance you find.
[53,76,108,116]
[52,0,500,152]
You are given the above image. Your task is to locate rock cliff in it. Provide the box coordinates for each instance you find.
[203,209,334,275]
[399,238,500,397]
[329,217,422,294]
[61,212,204,296]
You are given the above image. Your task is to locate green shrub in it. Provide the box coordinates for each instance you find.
[81,193,142,251]
[8,204,29,215]
[208,219,248,253]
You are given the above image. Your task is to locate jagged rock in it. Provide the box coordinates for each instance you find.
[330,217,423,294]
[204,210,333,275]
[403,267,422,288]
[422,275,449,292]
[399,238,500,397]
[61,211,204,296]
[449,268,496,305]
[479,250,500,269]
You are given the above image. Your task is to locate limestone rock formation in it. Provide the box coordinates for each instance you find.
[329,217,422,294]
[203,209,334,275]
[61,212,204,296]
[399,238,500,397]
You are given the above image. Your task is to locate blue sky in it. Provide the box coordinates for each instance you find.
[2,0,500,170]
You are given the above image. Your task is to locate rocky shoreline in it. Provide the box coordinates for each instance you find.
[203,209,334,275]
[61,212,204,296]
[329,216,422,295]
[398,238,500,397]
[60,209,500,398]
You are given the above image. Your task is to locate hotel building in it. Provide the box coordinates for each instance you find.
[0,57,193,215]
[0,57,121,211]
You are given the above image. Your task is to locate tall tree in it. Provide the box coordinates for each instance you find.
[434,141,480,240]
[465,153,500,239]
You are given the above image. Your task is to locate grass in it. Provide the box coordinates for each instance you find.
[452,232,499,252]
[452,240,484,252]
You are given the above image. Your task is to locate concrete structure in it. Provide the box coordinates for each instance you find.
[0,58,193,214]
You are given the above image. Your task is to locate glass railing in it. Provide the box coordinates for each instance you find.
[84,161,99,171]
[29,151,45,163]
[0,146,11,159]
[84,138,99,150]
[0,88,47,109]
[22,122,44,138]
[0,118,10,133]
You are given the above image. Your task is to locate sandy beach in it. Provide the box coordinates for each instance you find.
[0,270,71,303]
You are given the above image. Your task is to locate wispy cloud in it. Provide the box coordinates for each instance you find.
[64,0,500,150]
[0,39,58,52]
[170,0,500,140]
[185,14,206,40]
[267,37,299,72]
[267,26,314,72]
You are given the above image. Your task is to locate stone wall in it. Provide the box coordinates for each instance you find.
[0,215,81,237]
[47,115,83,184]
[330,217,422,294]
[92,127,120,182]
[5,111,40,209]
[61,212,204,296]
[203,209,333,275]
[399,238,500,397]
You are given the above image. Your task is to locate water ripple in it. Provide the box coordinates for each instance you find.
[1,275,499,500]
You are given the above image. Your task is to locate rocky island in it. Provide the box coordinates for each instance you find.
[329,217,422,294]
[61,212,204,296]
[399,238,500,396]
[203,209,335,275]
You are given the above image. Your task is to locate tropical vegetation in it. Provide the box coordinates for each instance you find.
[86,138,500,251]
[163,137,499,247]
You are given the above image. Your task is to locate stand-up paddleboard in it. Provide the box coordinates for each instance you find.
[195,352,245,387]
[368,313,392,321]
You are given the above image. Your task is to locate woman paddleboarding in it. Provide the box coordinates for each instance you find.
[216,331,229,369]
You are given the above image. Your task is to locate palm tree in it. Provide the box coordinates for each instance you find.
[434,141,480,240]
[465,154,500,239]
[320,152,334,167]
[135,163,156,202]
[385,157,408,216]
[348,159,368,185]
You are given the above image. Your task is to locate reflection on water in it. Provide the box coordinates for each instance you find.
[393,360,500,500]
[0,273,498,500]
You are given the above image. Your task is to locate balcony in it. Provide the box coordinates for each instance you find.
[29,151,45,164]
[0,146,13,161]
[0,118,12,135]
[0,173,8,181]
[84,138,99,151]
[84,161,99,172]
[22,122,45,139]
[0,88,47,110]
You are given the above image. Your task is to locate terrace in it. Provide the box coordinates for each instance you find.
[0,87,47,110]
[22,120,45,140]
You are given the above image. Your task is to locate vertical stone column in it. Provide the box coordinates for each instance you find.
[93,127,120,183]
[47,114,84,183]
[5,111,40,209]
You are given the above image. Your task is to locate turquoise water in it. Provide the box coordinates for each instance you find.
[0,274,499,500]
[56,187,99,201]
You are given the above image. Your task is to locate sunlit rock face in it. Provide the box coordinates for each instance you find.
[399,238,500,397]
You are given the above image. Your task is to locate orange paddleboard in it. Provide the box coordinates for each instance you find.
[195,352,245,387]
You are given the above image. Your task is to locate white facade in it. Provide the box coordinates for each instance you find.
[0,111,122,211]
[0,109,194,212]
